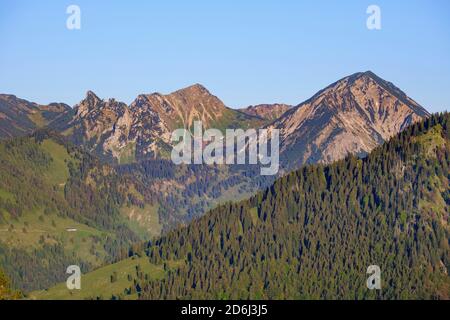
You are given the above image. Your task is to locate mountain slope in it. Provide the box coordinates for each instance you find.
[272,71,430,169]
[127,84,263,161]
[29,255,179,300]
[0,94,70,139]
[0,130,262,292]
[0,131,160,291]
[139,113,449,299]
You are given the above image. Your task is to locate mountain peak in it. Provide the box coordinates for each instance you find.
[189,83,208,91]
[342,70,381,86]
[301,71,427,116]
[85,90,100,101]
[174,83,211,96]
[74,90,103,118]
[271,72,430,169]
[361,70,376,77]
[80,91,103,108]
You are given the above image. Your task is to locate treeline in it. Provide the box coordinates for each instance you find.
[140,113,450,299]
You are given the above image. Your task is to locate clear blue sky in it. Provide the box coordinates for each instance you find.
[1,0,449,112]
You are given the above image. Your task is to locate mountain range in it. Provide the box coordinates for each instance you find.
[1,71,445,299]
[0,71,429,170]
[0,71,432,230]
[46,84,265,163]
[0,71,431,237]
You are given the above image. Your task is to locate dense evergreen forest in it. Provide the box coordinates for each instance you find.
[140,113,450,299]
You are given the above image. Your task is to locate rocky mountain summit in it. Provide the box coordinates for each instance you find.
[268,71,429,169]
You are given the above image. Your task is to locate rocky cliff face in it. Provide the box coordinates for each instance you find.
[269,71,429,169]
[56,84,263,163]
[131,84,230,131]
[54,91,133,162]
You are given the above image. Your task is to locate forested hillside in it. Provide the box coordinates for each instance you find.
[0,129,263,293]
[117,159,272,228]
[140,113,450,299]
[0,131,151,291]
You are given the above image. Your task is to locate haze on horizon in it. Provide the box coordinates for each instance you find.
[0,0,449,113]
